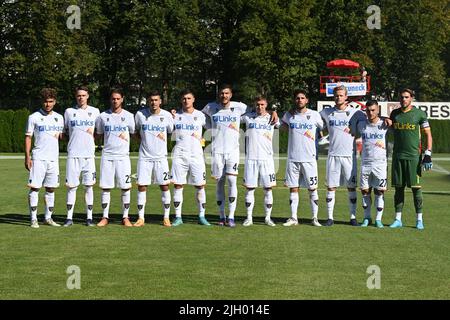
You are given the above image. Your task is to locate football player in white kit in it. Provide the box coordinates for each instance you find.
[320,85,366,226]
[95,88,136,227]
[134,90,174,227]
[25,88,64,228]
[170,89,210,226]
[351,100,389,228]
[241,96,279,227]
[281,89,323,227]
[63,86,100,227]
[202,84,246,227]
[202,85,279,227]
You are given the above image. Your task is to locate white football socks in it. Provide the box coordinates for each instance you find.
[85,186,93,220]
[264,189,273,220]
[29,190,39,221]
[121,190,131,218]
[196,188,206,217]
[66,187,77,220]
[227,175,237,220]
[326,190,335,220]
[348,191,357,219]
[173,188,183,218]
[289,192,299,220]
[309,189,319,219]
[216,176,226,219]
[101,191,110,218]
[362,193,372,219]
[245,189,255,219]
[161,190,171,219]
[137,190,146,219]
[375,194,384,221]
[44,191,54,220]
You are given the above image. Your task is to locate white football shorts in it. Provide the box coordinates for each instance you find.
[27,159,59,189]
[99,157,132,189]
[171,156,206,186]
[326,155,357,188]
[360,160,388,191]
[285,161,318,189]
[211,152,240,179]
[65,157,96,187]
[137,158,170,186]
[244,159,276,188]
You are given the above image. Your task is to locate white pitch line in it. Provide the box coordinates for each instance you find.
[431,163,450,175]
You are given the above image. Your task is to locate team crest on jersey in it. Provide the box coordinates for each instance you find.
[54,117,58,122]
[231,107,235,112]
[346,111,350,116]
[88,112,92,117]
[107,118,109,122]
[73,113,76,117]
[179,117,182,121]
[160,117,164,122]
[307,115,310,120]
[121,117,125,122]
[40,118,44,121]
[194,117,197,121]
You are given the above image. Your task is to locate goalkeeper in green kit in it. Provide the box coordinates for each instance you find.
[389,88,433,230]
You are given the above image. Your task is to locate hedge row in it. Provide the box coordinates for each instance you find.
[427,120,450,153]
[0,109,29,153]
[0,110,448,153]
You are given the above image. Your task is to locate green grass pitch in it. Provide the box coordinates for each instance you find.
[0,154,449,299]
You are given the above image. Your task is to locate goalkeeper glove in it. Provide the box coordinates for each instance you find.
[422,150,432,171]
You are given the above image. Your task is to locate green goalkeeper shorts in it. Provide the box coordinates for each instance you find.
[391,155,422,188]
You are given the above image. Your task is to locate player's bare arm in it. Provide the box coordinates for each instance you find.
[269,110,279,125]
[423,127,433,152]
[24,135,32,171]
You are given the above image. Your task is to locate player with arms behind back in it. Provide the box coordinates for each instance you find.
[133,90,174,227]
[281,89,324,227]
[95,88,136,227]
[63,86,100,227]
[25,88,64,228]
[170,89,210,226]
[320,85,366,226]
[201,84,248,227]
[241,95,279,227]
[351,100,389,228]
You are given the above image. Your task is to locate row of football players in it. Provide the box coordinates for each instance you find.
[25,84,392,228]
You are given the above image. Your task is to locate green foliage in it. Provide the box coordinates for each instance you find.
[1,157,450,299]
[11,109,29,153]
[428,120,450,153]
[0,0,449,108]
[0,110,14,152]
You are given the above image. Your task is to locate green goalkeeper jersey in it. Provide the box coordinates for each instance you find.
[390,106,429,159]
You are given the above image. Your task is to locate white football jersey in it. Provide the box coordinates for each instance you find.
[135,108,174,160]
[282,109,323,162]
[320,105,366,157]
[64,105,100,158]
[25,109,64,161]
[96,109,135,160]
[357,119,389,163]
[242,112,278,160]
[172,109,205,158]
[202,101,247,154]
